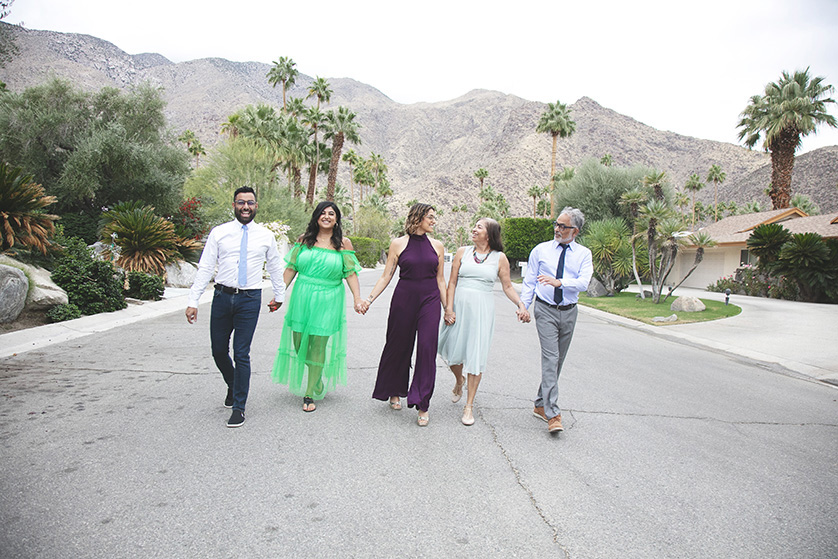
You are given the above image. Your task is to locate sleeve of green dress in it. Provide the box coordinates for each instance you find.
[341,250,362,277]
[285,243,303,271]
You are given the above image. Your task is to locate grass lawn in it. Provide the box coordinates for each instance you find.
[578,291,741,325]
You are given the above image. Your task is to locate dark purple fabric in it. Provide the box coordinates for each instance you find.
[372,234,441,411]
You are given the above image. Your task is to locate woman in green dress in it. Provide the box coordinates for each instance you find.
[271,201,364,412]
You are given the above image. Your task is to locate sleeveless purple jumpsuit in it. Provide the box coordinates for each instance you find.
[372,233,441,411]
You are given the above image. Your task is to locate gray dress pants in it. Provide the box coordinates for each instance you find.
[533,301,578,419]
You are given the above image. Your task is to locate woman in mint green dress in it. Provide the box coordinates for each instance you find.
[438,218,530,425]
[271,201,364,412]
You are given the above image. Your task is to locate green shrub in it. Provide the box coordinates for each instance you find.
[46,303,82,323]
[500,218,554,261]
[125,271,165,301]
[707,275,740,293]
[348,236,381,268]
[58,211,99,244]
[51,237,126,315]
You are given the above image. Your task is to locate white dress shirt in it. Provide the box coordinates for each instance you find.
[187,219,285,307]
[521,239,593,307]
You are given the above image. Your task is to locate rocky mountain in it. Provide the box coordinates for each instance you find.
[2,23,836,219]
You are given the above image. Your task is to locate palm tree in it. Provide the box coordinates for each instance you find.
[474,168,488,189]
[684,173,705,229]
[706,164,726,222]
[0,163,58,255]
[266,56,298,112]
[324,107,361,202]
[307,77,333,110]
[642,170,668,202]
[619,188,648,298]
[342,149,361,219]
[527,185,541,218]
[302,106,327,206]
[285,97,306,118]
[674,190,690,224]
[664,231,717,301]
[737,68,837,209]
[639,199,676,303]
[790,193,820,215]
[536,100,576,216]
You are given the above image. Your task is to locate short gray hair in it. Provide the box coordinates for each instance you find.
[559,206,585,231]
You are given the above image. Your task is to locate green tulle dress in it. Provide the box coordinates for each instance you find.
[271,243,362,399]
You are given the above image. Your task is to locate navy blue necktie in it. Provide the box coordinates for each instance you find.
[554,243,568,305]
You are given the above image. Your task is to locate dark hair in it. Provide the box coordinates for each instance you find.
[300,201,343,249]
[233,186,256,201]
[404,203,435,235]
[478,218,503,252]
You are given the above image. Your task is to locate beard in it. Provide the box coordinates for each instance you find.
[235,206,256,225]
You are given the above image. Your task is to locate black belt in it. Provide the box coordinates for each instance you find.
[215,284,260,295]
[536,298,576,311]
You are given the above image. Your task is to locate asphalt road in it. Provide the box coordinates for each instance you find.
[1,268,836,558]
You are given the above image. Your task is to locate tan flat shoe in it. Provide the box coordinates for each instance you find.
[461,405,475,426]
[451,379,464,403]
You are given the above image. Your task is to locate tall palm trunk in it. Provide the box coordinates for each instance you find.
[549,133,558,217]
[326,133,344,202]
[769,133,797,209]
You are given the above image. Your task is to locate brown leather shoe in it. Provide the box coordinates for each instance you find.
[548,414,563,432]
[533,406,548,422]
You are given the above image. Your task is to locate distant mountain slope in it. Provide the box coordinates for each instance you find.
[2,23,835,216]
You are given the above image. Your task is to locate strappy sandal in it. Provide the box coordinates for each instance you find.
[303,396,316,412]
[417,413,429,427]
[451,379,465,403]
[388,397,402,411]
[461,405,475,426]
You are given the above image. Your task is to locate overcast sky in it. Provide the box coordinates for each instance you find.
[8,0,838,154]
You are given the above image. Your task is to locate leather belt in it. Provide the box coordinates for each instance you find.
[536,298,576,311]
[215,284,260,295]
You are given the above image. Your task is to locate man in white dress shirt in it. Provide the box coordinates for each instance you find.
[186,186,285,428]
[520,207,593,434]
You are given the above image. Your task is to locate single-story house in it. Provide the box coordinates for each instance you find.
[671,209,838,290]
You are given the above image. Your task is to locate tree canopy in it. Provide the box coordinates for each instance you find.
[0,79,190,214]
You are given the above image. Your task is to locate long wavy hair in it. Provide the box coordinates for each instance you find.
[478,218,504,252]
[404,203,435,235]
[299,201,343,249]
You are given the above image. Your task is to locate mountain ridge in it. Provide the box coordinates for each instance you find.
[2,23,836,216]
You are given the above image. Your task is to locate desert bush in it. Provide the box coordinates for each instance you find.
[125,271,165,301]
[51,237,126,315]
[45,303,82,323]
[500,218,554,262]
[348,236,382,268]
[0,162,59,255]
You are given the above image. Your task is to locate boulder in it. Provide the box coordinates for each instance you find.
[670,296,706,313]
[635,290,653,299]
[0,264,28,323]
[0,255,69,310]
[586,277,608,298]
[165,260,198,288]
[652,314,678,323]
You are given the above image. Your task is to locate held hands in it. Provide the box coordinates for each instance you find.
[355,298,370,315]
[516,307,531,323]
[444,309,456,325]
[537,274,562,288]
[185,307,198,324]
[267,299,282,312]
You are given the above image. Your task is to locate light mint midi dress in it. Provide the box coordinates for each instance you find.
[437,247,500,376]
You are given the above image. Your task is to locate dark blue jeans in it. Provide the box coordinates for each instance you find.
[210,288,262,411]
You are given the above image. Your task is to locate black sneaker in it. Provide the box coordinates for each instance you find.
[224,389,234,409]
[227,409,245,428]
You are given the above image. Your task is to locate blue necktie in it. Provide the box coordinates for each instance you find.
[554,243,568,305]
[238,224,248,288]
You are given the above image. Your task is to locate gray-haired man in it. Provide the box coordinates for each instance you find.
[520,207,593,433]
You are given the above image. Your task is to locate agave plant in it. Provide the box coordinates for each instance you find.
[100,204,178,275]
[0,163,59,255]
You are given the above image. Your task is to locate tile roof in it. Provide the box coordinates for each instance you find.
[687,209,838,246]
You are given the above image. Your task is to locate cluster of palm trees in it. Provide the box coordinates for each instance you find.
[220,56,364,212]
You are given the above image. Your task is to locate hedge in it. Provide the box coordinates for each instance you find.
[500,218,554,261]
[348,236,383,268]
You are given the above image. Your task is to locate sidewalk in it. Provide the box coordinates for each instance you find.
[2,274,836,385]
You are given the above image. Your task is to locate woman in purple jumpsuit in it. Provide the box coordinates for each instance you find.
[360,203,447,426]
